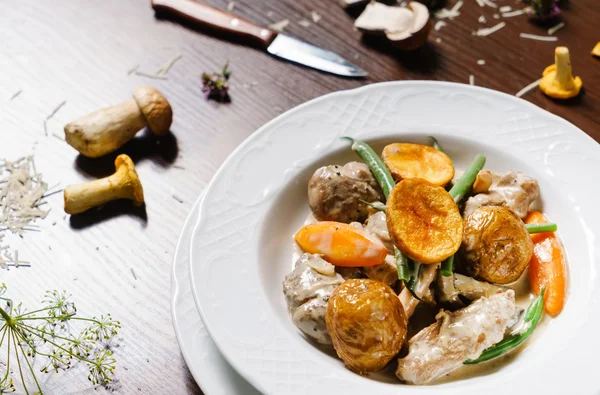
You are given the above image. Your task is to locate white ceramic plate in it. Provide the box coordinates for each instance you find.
[171,192,261,395]
[189,81,600,395]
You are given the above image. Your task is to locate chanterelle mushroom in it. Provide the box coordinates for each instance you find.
[354,2,430,50]
[64,86,173,158]
[64,154,144,214]
[539,46,583,99]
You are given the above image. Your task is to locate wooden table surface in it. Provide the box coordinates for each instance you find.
[1,0,598,393]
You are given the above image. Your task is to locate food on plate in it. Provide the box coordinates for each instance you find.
[463,170,539,219]
[326,279,407,373]
[539,46,582,99]
[64,86,172,158]
[283,253,345,344]
[63,154,144,214]
[294,221,388,267]
[382,143,454,185]
[282,137,567,384]
[386,178,463,264]
[526,211,567,316]
[396,290,516,384]
[461,206,533,284]
[354,2,431,51]
[308,162,384,223]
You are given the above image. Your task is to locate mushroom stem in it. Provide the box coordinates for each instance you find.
[553,47,576,90]
[64,154,144,214]
[64,86,172,158]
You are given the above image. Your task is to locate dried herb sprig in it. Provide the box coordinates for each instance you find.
[527,0,561,20]
[0,285,120,393]
[201,63,230,101]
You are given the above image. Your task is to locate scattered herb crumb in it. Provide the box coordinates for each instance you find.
[131,268,138,280]
[10,90,22,101]
[127,64,140,75]
[528,0,560,20]
[173,194,184,203]
[201,62,230,101]
[311,11,322,23]
[269,19,290,32]
[298,19,311,28]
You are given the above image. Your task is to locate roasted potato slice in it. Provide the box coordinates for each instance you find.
[382,143,454,186]
[386,178,463,264]
[461,206,533,284]
[326,279,407,373]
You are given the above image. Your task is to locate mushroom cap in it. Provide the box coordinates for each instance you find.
[386,2,431,51]
[540,64,582,99]
[114,154,144,206]
[133,86,173,136]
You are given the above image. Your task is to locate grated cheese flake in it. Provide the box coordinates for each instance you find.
[478,15,487,23]
[502,9,526,17]
[520,33,557,41]
[435,21,447,31]
[434,0,463,19]
[0,157,50,269]
[469,75,475,85]
[477,59,486,65]
[298,19,311,27]
[547,22,565,35]
[227,1,235,12]
[516,78,542,98]
[499,6,512,12]
[473,22,506,36]
[481,0,498,8]
[269,19,290,32]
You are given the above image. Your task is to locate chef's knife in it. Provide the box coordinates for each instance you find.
[151,0,367,77]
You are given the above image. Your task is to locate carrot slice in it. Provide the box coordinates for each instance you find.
[295,222,388,267]
[525,211,567,316]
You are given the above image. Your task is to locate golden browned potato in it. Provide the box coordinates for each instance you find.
[326,279,406,373]
[382,143,454,186]
[386,178,463,264]
[461,206,533,284]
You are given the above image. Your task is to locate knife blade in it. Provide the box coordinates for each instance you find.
[151,0,367,77]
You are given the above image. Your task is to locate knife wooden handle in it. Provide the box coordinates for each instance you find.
[152,0,277,49]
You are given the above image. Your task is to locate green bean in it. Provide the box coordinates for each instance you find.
[429,136,444,152]
[464,287,545,365]
[341,137,395,199]
[448,154,486,203]
[342,137,411,283]
[405,260,422,300]
[395,248,410,282]
[525,223,557,234]
[440,255,454,277]
[359,200,386,212]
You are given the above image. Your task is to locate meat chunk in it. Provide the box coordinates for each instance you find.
[282,254,344,344]
[463,171,539,219]
[399,263,439,318]
[437,273,505,304]
[308,162,384,223]
[363,254,398,287]
[396,290,516,385]
[365,211,394,254]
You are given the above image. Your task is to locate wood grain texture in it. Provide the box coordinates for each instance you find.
[0,0,598,394]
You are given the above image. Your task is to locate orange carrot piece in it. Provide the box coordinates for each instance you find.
[525,211,567,316]
[295,221,388,267]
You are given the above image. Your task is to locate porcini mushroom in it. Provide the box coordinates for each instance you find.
[64,154,144,214]
[354,2,430,50]
[64,86,172,158]
[539,46,583,99]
